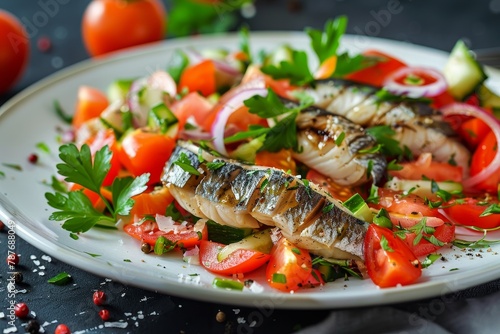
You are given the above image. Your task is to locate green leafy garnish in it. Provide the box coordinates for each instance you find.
[374,88,432,105]
[2,163,22,171]
[47,272,72,285]
[407,218,435,246]
[380,235,394,252]
[207,161,226,170]
[335,132,345,146]
[154,235,177,255]
[480,203,500,217]
[333,53,378,77]
[421,253,441,269]
[306,16,347,64]
[272,273,287,284]
[36,142,51,153]
[167,50,189,83]
[373,208,393,229]
[366,125,403,157]
[261,50,315,86]
[174,152,201,175]
[53,99,73,124]
[387,159,403,171]
[45,144,149,233]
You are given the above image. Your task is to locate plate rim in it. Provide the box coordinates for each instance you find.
[1,31,499,309]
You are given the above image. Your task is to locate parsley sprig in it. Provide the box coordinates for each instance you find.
[307,16,347,64]
[45,144,149,233]
[224,89,313,152]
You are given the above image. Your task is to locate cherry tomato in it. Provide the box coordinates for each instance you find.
[306,168,360,202]
[118,128,175,185]
[179,59,217,97]
[199,240,271,275]
[170,92,214,131]
[372,188,441,218]
[470,131,500,192]
[443,197,500,229]
[129,187,174,219]
[266,238,312,292]
[388,153,463,182]
[364,224,421,288]
[403,223,455,257]
[0,10,29,94]
[345,50,406,87]
[82,0,166,57]
[72,86,109,128]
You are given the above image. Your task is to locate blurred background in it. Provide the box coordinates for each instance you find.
[1,0,500,104]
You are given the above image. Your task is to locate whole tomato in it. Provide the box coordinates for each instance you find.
[82,0,167,57]
[0,10,29,94]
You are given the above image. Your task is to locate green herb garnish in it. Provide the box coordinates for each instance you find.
[47,272,72,285]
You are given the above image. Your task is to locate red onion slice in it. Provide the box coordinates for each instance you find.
[384,67,448,98]
[147,70,177,98]
[441,103,500,190]
[211,88,268,156]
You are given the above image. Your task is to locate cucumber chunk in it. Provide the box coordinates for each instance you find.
[443,40,487,100]
[206,220,253,245]
[385,178,463,199]
[217,229,273,262]
[342,193,373,223]
[107,79,134,102]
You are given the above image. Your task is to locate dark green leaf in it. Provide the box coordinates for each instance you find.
[47,272,72,285]
[380,235,394,252]
[2,163,22,171]
[306,16,347,64]
[207,161,226,170]
[333,52,378,77]
[421,253,441,269]
[480,203,500,217]
[53,99,73,124]
[374,88,432,105]
[373,208,393,229]
[174,152,201,176]
[387,159,403,171]
[167,50,189,83]
[261,50,314,86]
[112,174,149,216]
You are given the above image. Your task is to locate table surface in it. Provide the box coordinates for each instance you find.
[1,1,500,333]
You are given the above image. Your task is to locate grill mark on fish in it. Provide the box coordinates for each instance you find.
[162,141,368,261]
[299,79,471,174]
[294,107,387,185]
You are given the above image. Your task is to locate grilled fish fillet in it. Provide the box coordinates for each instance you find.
[161,141,368,260]
[297,79,470,175]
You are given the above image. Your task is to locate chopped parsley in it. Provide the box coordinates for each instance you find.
[421,253,441,269]
[480,203,500,217]
[374,88,432,105]
[306,16,347,64]
[174,152,201,175]
[261,50,315,86]
[47,272,72,285]
[380,235,394,252]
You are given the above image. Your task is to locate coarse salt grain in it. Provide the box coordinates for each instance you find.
[41,255,52,262]
[104,322,128,329]
[3,327,18,333]
[233,309,240,314]
[33,260,41,266]
[237,317,246,324]
[30,255,37,260]
[0,312,4,318]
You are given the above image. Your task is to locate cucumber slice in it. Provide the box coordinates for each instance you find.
[443,40,487,100]
[477,84,500,109]
[342,193,373,223]
[148,103,178,136]
[217,229,273,262]
[385,178,463,199]
[107,79,134,102]
[206,220,253,245]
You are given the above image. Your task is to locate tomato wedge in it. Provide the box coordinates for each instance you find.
[266,238,312,292]
[72,86,109,128]
[402,223,455,257]
[170,92,214,131]
[443,198,500,229]
[199,240,270,275]
[388,153,463,182]
[470,131,500,193]
[86,129,121,186]
[371,188,441,218]
[345,50,406,87]
[118,128,176,185]
[364,224,421,288]
[129,187,174,219]
[179,59,217,97]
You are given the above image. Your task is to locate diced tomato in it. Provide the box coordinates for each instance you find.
[241,65,295,97]
[129,187,174,219]
[459,119,491,148]
[124,220,206,248]
[118,128,175,185]
[306,168,360,201]
[402,223,455,257]
[170,92,214,131]
[266,238,312,292]
[388,212,444,229]
[86,129,121,186]
[431,90,456,109]
[72,86,109,128]
[123,220,158,240]
[255,149,296,174]
[364,224,421,288]
[199,240,270,275]
[371,188,441,218]
[179,59,217,97]
[470,131,500,192]
[344,50,406,87]
[443,197,500,229]
[302,268,325,288]
[314,55,337,80]
[388,153,463,182]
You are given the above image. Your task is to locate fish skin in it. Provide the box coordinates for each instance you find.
[298,79,471,174]
[161,141,368,261]
[294,107,387,185]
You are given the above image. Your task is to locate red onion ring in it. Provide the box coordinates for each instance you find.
[441,103,500,190]
[211,88,268,155]
[185,48,241,76]
[147,70,177,98]
[384,67,448,98]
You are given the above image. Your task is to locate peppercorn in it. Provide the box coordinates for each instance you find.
[216,311,226,323]
[13,271,23,284]
[26,319,40,334]
[93,290,106,306]
[141,242,152,254]
[55,324,71,334]
[99,309,110,321]
[14,302,29,318]
[7,253,19,266]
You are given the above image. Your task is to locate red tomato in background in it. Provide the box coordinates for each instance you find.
[199,240,270,275]
[72,86,109,128]
[470,131,500,193]
[345,50,406,87]
[444,198,500,229]
[266,238,312,292]
[119,128,175,185]
[0,10,29,94]
[364,224,421,288]
[82,0,166,57]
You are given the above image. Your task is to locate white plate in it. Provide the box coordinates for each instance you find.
[1,32,500,309]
